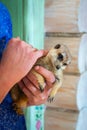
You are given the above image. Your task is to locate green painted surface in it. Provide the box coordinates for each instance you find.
[23,0,44,49]
[0,0,23,39]
[23,1,45,130]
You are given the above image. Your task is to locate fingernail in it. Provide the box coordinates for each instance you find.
[35,66,40,70]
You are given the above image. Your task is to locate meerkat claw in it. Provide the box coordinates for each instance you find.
[39,83,46,92]
[12,103,23,115]
[48,96,54,103]
[40,86,44,92]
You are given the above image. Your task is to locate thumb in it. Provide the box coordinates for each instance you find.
[27,50,45,69]
[33,50,46,59]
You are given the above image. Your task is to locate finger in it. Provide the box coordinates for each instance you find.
[19,80,51,106]
[18,80,34,97]
[27,98,44,106]
[33,50,45,59]
[18,80,25,90]
[18,80,38,106]
[27,91,48,106]
[34,66,55,83]
[40,50,48,56]
[46,87,52,95]
[19,81,47,106]
[27,50,45,69]
[46,82,53,90]
[22,77,40,96]
[20,85,33,100]
[27,72,39,89]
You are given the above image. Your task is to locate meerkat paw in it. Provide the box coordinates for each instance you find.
[47,84,60,103]
[12,102,24,115]
[12,97,28,115]
[39,83,46,92]
[32,70,46,92]
[47,90,56,102]
[48,91,57,103]
[48,95,55,103]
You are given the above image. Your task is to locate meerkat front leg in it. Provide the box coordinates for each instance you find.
[31,70,46,92]
[48,78,62,102]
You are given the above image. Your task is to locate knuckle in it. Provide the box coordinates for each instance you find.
[10,38,15,42]
[47,72,55,82]
[8,38,14,45]
[32,98,37,104]
[17,40,23,46]
[23,78,29,87]
[40,93,46,101]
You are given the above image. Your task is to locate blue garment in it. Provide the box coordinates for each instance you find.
[0,2,26,130]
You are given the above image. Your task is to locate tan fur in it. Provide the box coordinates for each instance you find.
[10,44,71,115]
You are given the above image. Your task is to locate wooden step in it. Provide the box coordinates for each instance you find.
[46,74,79,110]
[45,108,78,130]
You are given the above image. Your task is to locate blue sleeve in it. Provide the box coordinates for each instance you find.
[0,3,26,130]
[0,2,12,58]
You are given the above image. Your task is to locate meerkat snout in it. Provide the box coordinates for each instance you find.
[57,53,64,61]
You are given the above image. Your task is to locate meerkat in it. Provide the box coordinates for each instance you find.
[10,44,71,114]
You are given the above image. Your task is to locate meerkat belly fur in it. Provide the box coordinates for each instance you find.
[10,44,71,114]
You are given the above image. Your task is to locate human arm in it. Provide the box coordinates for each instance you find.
[0,37,45,103]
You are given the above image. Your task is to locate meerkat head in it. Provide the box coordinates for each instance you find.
[47,44,72,70]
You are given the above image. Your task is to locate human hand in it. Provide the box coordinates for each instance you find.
[0,37,45,102]
[18,66,55,106]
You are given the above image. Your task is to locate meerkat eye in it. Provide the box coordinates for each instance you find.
[54,44,61,49]
[56,65,60,69]
[57,53,63,61]
[63,63,67,66]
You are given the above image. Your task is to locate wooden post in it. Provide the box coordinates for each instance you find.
[23,0,45,130]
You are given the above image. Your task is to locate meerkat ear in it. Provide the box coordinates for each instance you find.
[54,44,61,49]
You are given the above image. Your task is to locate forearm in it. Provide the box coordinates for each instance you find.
[0,69,13,103]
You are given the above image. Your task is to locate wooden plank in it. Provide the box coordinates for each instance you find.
[46,75,79,110]
[46,32,83,37]
[45,0,80,32]
[45,108,78,130]
[45,37,81,74]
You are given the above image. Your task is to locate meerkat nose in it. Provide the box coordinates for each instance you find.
[58,53,63,61]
